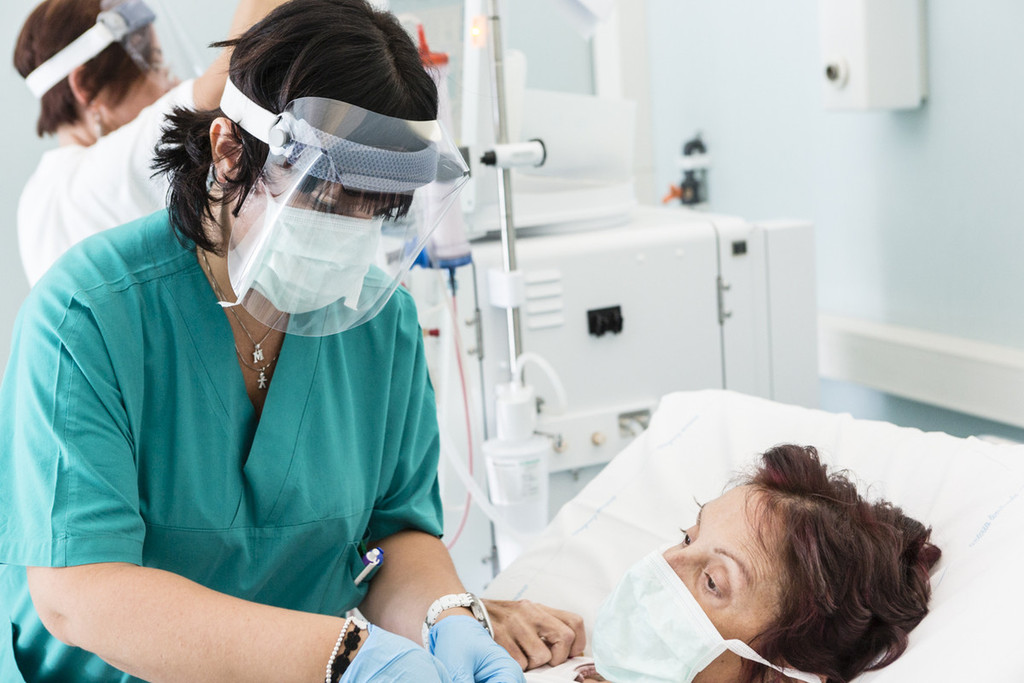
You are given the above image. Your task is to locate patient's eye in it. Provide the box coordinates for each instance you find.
[705,573,719,594]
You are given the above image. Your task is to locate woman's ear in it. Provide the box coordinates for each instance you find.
[209,116,243,182]
[68,65,109,137]
[66,65,91,108]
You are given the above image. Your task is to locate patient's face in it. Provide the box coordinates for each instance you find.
[663,485,782,683]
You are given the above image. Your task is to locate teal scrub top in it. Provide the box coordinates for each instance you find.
[0,211,444,682]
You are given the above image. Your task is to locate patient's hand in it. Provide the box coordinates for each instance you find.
[482,599,586,670]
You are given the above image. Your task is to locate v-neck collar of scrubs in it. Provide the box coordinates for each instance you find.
[170,254,326,521]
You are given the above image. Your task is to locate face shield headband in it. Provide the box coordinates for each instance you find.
[216,79,469,336]
[24,0,170,98]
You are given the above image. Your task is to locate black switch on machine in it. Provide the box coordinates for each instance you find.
[588,306,623,337]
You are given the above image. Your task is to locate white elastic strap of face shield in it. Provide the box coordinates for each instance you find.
[220,79,274,143]
[220,79,291,153]
[219,79,448,194]
[24,1,154,98]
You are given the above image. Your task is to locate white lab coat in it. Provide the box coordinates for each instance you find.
[17,79,195,286]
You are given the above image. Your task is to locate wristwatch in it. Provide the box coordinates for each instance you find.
[424,592,494,637]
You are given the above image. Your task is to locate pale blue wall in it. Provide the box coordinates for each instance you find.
[645,0,1024,437]
[820,378,1024,442]
[647,0,1024,347]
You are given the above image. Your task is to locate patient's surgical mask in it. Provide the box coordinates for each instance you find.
[249,197,383,314]
[592,547,822,683]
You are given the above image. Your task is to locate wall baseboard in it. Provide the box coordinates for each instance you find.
[818,314,1024,429]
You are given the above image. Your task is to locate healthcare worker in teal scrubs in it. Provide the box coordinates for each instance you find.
[0,1,585,680]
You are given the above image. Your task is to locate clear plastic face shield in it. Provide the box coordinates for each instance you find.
[24,0,204,99]
[218,80,470,336]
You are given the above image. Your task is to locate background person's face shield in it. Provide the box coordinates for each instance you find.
[219,81,470,336]
[130,0,206,83]
[24,0,203,99]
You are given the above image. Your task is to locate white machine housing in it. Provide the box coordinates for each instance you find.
[456,204,818,472]
[435,204,818,590]
[457,0,638,239]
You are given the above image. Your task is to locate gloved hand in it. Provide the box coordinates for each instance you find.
[429,615,526,683]
[341,623,451,682]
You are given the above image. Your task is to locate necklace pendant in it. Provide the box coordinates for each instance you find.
[258,369,268,390]
[253,344,264,363]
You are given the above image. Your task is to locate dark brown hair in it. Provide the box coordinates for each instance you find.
[740,445,941,683]
[152,0,438,253]
[14,0,147,136]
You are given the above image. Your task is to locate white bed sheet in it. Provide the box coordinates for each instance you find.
[485,390,1024,681]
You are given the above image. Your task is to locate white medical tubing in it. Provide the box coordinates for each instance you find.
[431,268,539,549]
[514,352,569,414]
[427,270,471,549]
[442,273,475,550]
[428,271,530,545]
[439,421,529,545]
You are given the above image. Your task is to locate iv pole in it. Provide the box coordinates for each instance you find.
[486,0,523,377]
[479,0,553,574]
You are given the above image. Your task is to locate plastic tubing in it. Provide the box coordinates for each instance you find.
[435,270,530,548]
[438,420,529,545]
[442,272,474,549]
[513,351,568,413]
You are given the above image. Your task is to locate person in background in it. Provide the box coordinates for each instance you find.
[0,0,582,681]
[13,0,286,285]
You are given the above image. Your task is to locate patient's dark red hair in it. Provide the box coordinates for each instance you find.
[742,444,941,683]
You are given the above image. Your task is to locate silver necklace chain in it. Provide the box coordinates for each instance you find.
[199,249,278,390]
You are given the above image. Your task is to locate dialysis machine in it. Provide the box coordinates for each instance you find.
[398,0,819,593]
[415,205,818,594]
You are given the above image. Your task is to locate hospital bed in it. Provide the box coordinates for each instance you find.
[484,389,1024,681]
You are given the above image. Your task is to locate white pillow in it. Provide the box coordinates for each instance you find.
[485,390,1024,681]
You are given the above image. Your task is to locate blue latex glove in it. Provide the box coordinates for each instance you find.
[429,615,526,683]
[341,623,451,682]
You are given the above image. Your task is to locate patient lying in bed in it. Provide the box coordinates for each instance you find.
[539,444,941,683]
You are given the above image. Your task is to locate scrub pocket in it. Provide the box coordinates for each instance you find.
[1,621,29,683]
[318,539,379,614]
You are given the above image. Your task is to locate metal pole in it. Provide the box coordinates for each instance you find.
[487,0,523,379]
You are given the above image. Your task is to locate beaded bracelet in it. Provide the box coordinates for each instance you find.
[324,617,364,683]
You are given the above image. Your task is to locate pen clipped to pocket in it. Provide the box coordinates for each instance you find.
[353,546,383,586]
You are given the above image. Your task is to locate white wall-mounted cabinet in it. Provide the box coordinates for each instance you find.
[819,0,927,110]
